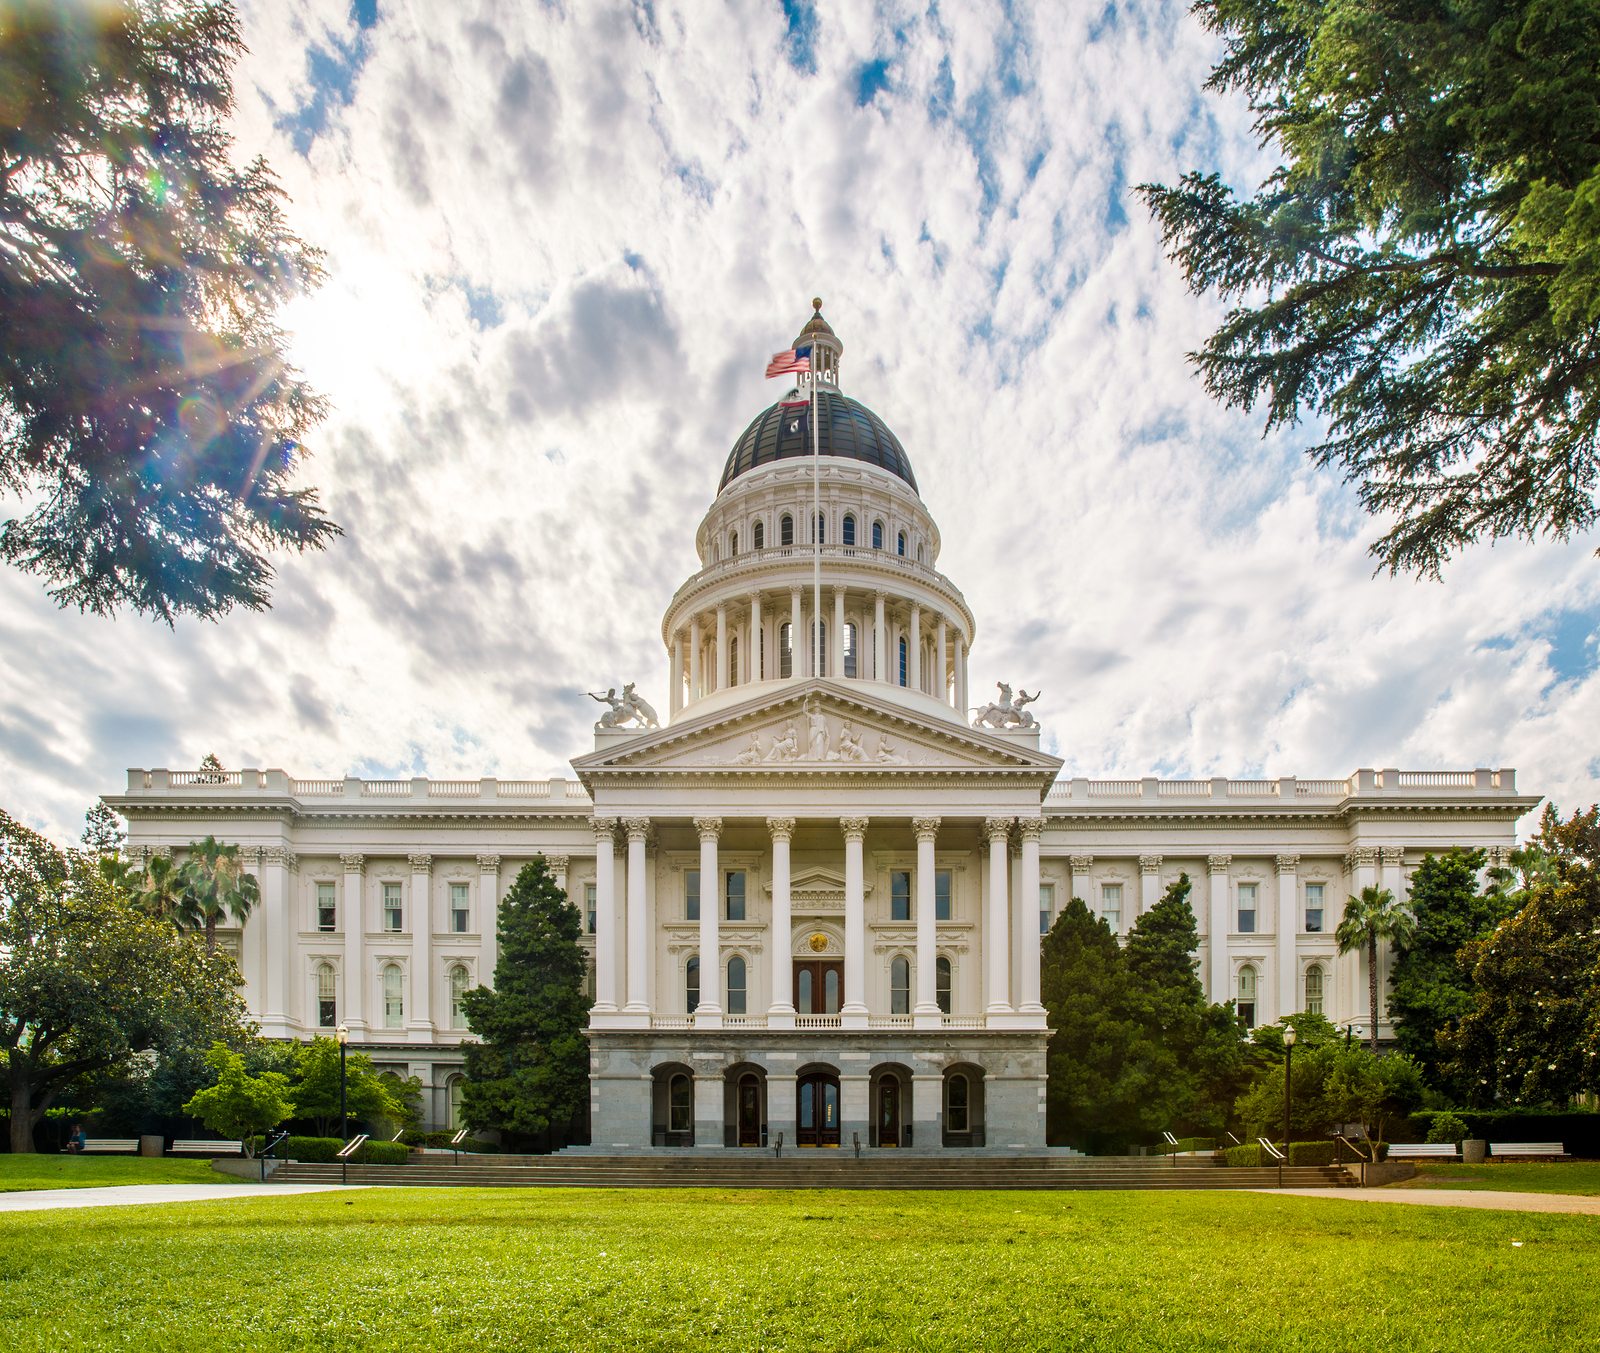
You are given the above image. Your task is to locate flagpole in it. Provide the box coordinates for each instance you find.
[810,329,821,682]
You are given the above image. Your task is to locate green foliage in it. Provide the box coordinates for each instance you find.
[1222,1142,1336,1167]
[398,1130,501,1153]
[79,804,123,856]
[1336,885,1414,1052]
[181,1043,292,1150]
[1389,849,1504,1093]
[0,808,249,1153]
[1426,1111,1470,1145]
[1043,877,1248,1151]
[1155,1136,1217,1155]
[1448,806,1600,1105]
[179,836,259,955]
[1141,0,1600,576]
[0,1155,218,1191]
[1235,1038,1424,1144]
[288,1037,411,1138]
[0,0,336,621]
[461,859,589,1149]
[247,1134,409,1164]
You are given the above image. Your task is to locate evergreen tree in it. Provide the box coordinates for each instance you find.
[460,858,589,1150]
[80,802,124,855]
[1335,886,1415,1053]
[179,835,259,955]
[1388,849,1502,1093]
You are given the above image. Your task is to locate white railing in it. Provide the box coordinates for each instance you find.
[566,783,591,799]
[1087,779,1141,796]
[795,1014,842,1030]
[293,779,342,795]
[1296,779,1350,796]
[868,1015,913,1029]
[941,1016,984,1029]
[361,781,411,796]
[496,781,550,796]
[428,781,481,797]
[1157,781,1212,798]
[170,770,242,787]
[723,1015,767,1029]
[651,1016,692,1030]
[1396,771,1475,787]
[1226,780,1280,796]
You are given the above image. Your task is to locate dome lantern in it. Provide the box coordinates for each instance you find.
[796,297,842,383]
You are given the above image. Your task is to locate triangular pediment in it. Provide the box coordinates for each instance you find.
[571,680,1062,779]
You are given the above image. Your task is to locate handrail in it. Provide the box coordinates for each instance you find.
[852,1131,861,1159]
[450,1127,470,1163]
[1224,1131,1242,1147]
[260,1127,291,1182]
[773,1130,783,1160]
[1256,1137,1286,1161]
[337,1132,368,1185]
[1334,1133,1371,1165]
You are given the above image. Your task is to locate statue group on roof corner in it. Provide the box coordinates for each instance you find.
[589,683,660,732]
[971,682,1040,731]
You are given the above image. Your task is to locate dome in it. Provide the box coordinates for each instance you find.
[719,387,919,493]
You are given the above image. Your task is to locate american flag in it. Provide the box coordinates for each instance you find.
[765,343,812,378]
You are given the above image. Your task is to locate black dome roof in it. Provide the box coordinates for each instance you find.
[719,388,918,494]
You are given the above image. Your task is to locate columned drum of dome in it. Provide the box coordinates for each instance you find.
[721,389,919,492]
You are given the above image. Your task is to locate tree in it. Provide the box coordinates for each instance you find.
[182,1042,292,1151]
[131,851,195,924]
[1335,885,1415,1053]
[0,808,248,1152]
[0,0,337,622]
[1388,849,1505,1093]
[1141,1,1600,576]
[80,803,123,855]
[180,834,258,954]
[1235,1037,1423,1144]
[195,754,227,784]
[289,1036,410,1138]
[1447,805,1600,1105]
[460,859,589,1149]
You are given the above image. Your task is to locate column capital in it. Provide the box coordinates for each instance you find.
[1275,854,1300,875]
[983,816,1014,842]
[1138,854,1162,874]
[839,816,869,841]
[1346,845,1379,868]
[694,816,723,841]
[1069,853,1094,870]
[912,816,941,842]
[476,854,501,871]
[1017,816,1044,842]
[1207,854,1231,873]
[265,847,297,871]
[622,816,652,841]
[407,852,432,873]
[766,816,796,842]
[588,815,617,842]
[1379,845,1405,866]
[151,843,172,859]
[340,853,365,873]
[544,854,569,876]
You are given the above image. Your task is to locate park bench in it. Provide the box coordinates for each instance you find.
[81,1138,139,1154]
[1490,1141,1568,1159]
[1387,1143,1458,1160]
[169,1139,243,1156]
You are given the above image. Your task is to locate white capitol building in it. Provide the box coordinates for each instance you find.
[109,305,1537,1150]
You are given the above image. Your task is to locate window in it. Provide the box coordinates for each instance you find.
[897,530,906,556]
[780,513,794,546]
[890,956,910,1014]
[1237,882,1258,934]
[449,882,470,934]
[946,1072,969,1132]
[727,956,746,1015]
[780,621,793,678]
[729,635,739,687]
[584,881,596,934]
[668,1073,692,1133]
[685,869,700,921]
[725,870,746,921]
[890,870,911,921]
[842,513,856,546]
[812,620,827,677]
[936,955,952,1014]
[448,1075,464,1130]
[935,871,952,921]
[1039,883,1056,936]
[872,519,884,550]
[1305,964,1325,1017]
[1305,883,1325,933]
[383,963,404,1029]
[316,882,336,932]
[1237,965,1257,1028]
[844,622,858,678]
[686,957,700,1013]
[1100,883,1122,931]
[729,530,738,556]
[898,636,908,686]
[316,962,336,1028]
[813,512,825,543]
[753,520,765,549]
[383,882,403,932]
[917,542,925,563]
[449,964,469,1028]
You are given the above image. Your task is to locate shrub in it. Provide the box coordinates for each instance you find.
[399,1129,500,1153]
[1426,1112,1469,1145]
[1156,1136,1217,1155]
[1222,1142,1337,1167]
[248,1135,414,1165]
[1222,1145,1260,1167]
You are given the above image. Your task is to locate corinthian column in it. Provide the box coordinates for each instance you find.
[624,819,651,1015]
[1276,854,1299,1022]
[1017,817,1044,1015]
[407,853,433,1041]
[913,818,941,1025]
[341,853,365,1039]
[984,818,1013,1014]
[477,854,501,986]
[768,818,796,1025]
[695,817,723,1025]
[840,816,869,1025]
[590,819,617,1014]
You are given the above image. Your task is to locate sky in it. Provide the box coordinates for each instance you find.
[4,0,1598,845]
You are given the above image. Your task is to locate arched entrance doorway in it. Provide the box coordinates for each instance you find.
[870,1063,912,1148]
[797,1070,841,1147]
[723,1062,768,1148]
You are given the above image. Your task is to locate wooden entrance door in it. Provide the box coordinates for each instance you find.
[793,960,844,1015]
[737,1074,762,1148]
[876,1078,901,1147]
[797,1072,841,1147]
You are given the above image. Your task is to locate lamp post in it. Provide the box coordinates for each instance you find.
[1281,1024,1298,1189]
[336,1022,349,1141]
[1342,1022,1363,1049]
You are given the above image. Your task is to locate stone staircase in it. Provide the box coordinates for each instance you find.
[267,1153,1354,1191]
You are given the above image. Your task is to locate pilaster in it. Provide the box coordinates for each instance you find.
[912,817,941,1025]
[840,816,869,1026]
[694,817,723,1025]
[340,853,366,1038]
[406,853,433,1042]
[767,817,796,1025]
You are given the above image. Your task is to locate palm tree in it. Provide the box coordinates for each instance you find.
[180,836,260,955]
[1335,885,1416,1054]
[132,853,198,927]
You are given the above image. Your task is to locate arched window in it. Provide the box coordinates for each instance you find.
[316,961,336,1029]
[728,636,739,687]
[780,513,794,546]
[917,542,924,563]
[946,1072,970,1132]
[382,963,404,1029]
[448,1075,465,1130]
[890,956,910,1014]
[844,622,858,678]
[1304,964,1324,1017]
[897,530,906,557]
[898,636,908,687]
[668,1072,692,1134]
[813,620,827,678]
[1237,965,1257,1029]
[729,530,738,556]
[779,621,793,679]
[872,519,884,550]
[449,963,469,1029]
[686,957,700,1014]
[936,956,952,1014]
[727,956,747,1015]
[813,512,825,544]
[842,514,856,546]
[753,520,765,549]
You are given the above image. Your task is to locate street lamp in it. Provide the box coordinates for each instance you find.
[1282,1024,1298,1188]
[1343,1022,1363,1049]
[336,1023,349,1141]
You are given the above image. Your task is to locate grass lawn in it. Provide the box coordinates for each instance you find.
[1404,1161,1600,1195]
[0,1188,1593,1350]
[0,1154,222,1192]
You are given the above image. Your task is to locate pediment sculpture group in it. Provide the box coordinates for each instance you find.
[730,697,910,766]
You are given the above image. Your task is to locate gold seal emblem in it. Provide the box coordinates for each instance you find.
[808,932,829,953]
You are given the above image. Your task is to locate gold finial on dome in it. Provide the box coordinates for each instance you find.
[812,296,823,312]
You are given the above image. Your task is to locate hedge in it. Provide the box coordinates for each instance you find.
[1155,1137,1217,1155]
[399,1130,501,1153]
[1221,1141,1356,1167]
[249,1135,412,1165]
[1403,1109,1600,1156]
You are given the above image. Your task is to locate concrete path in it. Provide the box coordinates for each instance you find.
[0,1183,363,1214]
[1261,1187,1600,1215]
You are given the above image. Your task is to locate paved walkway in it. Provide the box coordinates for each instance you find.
[1262,1187,1600,1215]
[0,1184,362,1214]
